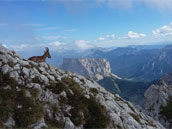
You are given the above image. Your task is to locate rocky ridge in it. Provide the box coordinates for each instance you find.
[144,73,172,128]
[61,58,120,81]
[0,45,164,129]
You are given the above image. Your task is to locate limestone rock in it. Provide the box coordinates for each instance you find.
[61,58,121,81]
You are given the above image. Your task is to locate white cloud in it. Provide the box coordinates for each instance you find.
[98,34,115,41]
[106,34,115,39]
[98,37,105,41]
[125,31,146,39]
[49,41,62,47]
[153,22,172,36]
[144,0,172,12]
[73,40,94,50]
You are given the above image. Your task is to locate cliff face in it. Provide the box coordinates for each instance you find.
[61,58,120,81]
[144,73,172,128]
[0,45,164,129]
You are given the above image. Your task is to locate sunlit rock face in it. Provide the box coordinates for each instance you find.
[61,58,120,81]
[144,73,172,128]
[0,45,164,129]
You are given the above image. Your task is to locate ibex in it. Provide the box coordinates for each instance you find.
[28,47,51,63]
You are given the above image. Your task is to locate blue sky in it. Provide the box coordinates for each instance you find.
[1,0,172,51]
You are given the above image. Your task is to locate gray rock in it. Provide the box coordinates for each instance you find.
[13,64,20,70]
[4,117,15,128]
[29,118,47,129]
[17,59,29,66]
[144,73,172,128]
[60,91,67,98]
[40,74,49,84]
[61,58,120,81]
[22,67,30,77]
[2,64,10,74]
[10,71,19,81]
[64,118,75,129]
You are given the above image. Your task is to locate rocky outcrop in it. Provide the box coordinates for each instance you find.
[0,45,164,129]
[61,58,120,81]
[144,73,172,128]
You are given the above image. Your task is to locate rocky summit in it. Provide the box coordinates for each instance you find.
[0,45,164,129]
[61,58,120,81]
[145,72,172,128]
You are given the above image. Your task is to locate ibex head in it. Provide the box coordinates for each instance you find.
[45,47,51,58]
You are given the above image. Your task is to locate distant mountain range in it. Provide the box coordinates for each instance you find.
[86,45,172,82]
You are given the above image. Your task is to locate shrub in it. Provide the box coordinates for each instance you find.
[48,81,68,94]
[44,115,63,129]
[59,77,110,128]
[90,88,98,96]
[84,97,110,128]
[80,79,85,84]
[0,51,4,55]
[129,113,142,125]
[8,62,15,67]
[62,77,83,96]
[14,88,45,127]
[0,88,16,124]
[0,71,45,128]
[160,97,172,122]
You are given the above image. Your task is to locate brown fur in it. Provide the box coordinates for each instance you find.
[28,47,51,63]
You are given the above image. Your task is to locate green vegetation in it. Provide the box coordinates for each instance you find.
[80,78,85,84]
[113,82,120,93]
[48,81,68,94]
[146,120,157,128]
[160,97,172,123]
[126,102,135,113]
[61,77,83,95]
[90,88,99,96]
[98,77,152,105]
[0,51,4,55]
[129,113,142,125]
[25,65,31,69]
[47,77,111,128]
[44,116,63,129]
[32,76,44,85]
[116,125,123,129]
[0,71,45,128]
[44,105,63,129]
[8,61,15,67]
[84,97,110,128]
[0,66,110,129]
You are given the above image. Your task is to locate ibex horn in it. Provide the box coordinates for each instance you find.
[45,47,49,51]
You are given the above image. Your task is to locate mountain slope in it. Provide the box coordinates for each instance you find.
[144,72,172,128]
[60,58,153,106]
[0,45,164,129]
